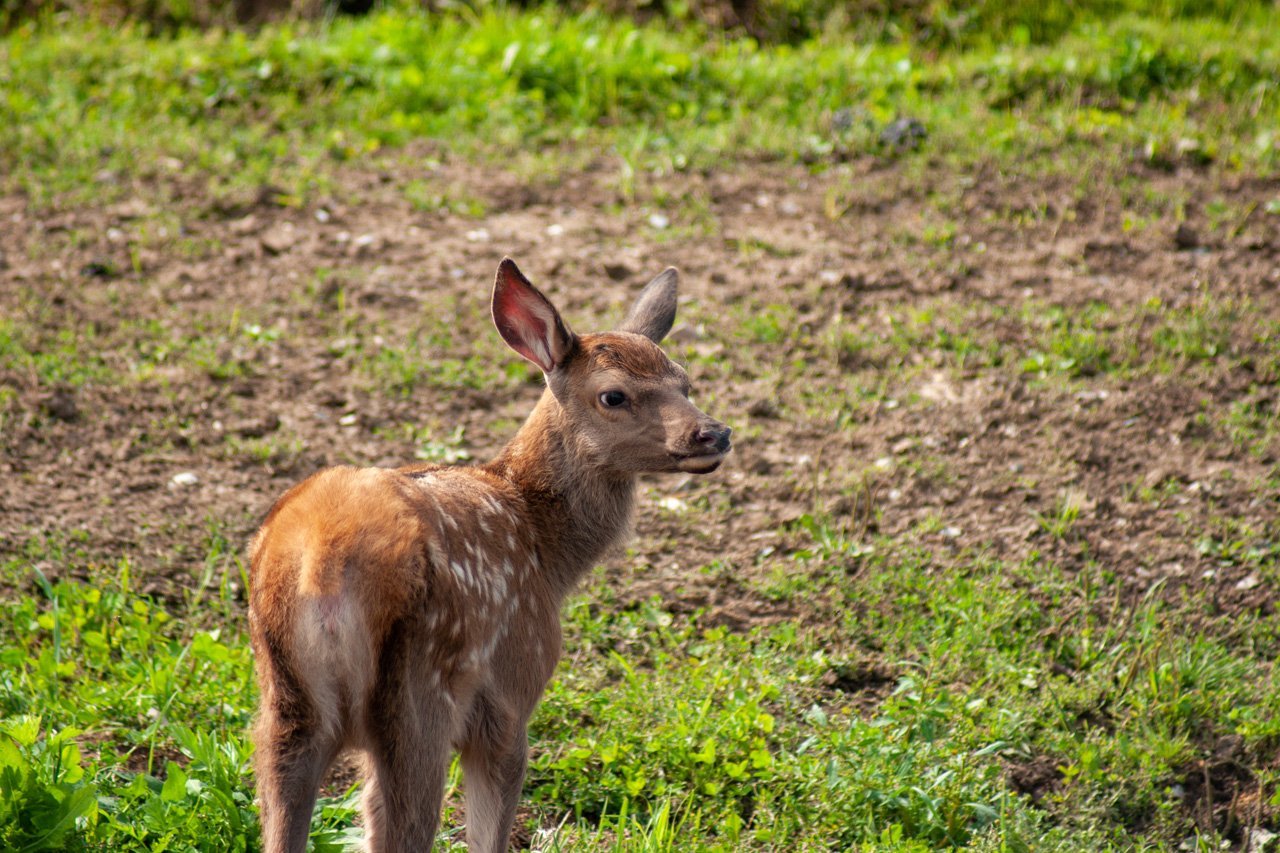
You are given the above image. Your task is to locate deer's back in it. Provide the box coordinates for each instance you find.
[248,464,545,718]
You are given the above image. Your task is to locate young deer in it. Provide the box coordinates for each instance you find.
[248,258,731,852]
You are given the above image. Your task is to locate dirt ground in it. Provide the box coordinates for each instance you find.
[2,152,1279,631]
[3,149,1280,845]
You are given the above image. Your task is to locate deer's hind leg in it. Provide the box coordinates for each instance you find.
[360,630,458,853]
[254,680,343,853]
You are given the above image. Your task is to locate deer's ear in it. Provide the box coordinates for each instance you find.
[618,267,678,343]
[492,258,576,373]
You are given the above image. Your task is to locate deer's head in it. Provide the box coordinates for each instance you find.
[492,258,731,476]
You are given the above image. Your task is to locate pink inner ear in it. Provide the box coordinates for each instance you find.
[495,284,555,371]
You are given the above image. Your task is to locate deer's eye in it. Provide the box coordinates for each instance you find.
[599,390,628,408]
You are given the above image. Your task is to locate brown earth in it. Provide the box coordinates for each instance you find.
[3,150,1279,842]
[4,153,1277,618]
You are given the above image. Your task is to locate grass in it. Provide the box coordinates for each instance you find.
[6,520,1278,849]
[2,4,1279,208]
[3,1,1280,850]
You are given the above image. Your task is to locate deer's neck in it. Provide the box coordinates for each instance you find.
[486,391,636,597]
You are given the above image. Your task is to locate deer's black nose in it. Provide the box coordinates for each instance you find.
[694,422,732,453]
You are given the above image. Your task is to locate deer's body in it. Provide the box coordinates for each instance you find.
[249,260,730,852]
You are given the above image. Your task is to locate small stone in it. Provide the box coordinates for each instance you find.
[831,107,856,132]
[879,117,927,151]
[1175,138,1198,154]
[261,222,297,255]
[941,526,962,538]
[1143,467,1182,489]
[545,223,564,237]
[656,496,689,513]
[465,228,491,243]
[1246,828,1277,851]
[1235,573,1261,591]
[1212,734,1244,760]
[109,198,152,219]
[647,213,670,230]
[171,472,200,487]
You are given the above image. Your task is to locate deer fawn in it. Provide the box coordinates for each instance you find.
[248,258,732,852]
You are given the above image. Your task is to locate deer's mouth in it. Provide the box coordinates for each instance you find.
[672,449,729,473]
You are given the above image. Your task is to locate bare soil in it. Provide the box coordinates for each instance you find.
[2,153,1279,835]
[8,155,1276,610]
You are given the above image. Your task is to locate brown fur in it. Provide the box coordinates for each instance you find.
[249,260,730,852]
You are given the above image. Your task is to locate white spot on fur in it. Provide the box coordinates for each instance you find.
[427,538,446,570]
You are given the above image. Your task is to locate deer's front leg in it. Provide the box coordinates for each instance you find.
[461,694,529,853]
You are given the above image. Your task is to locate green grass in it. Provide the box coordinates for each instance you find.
[0,545,1051,850]
[2,4,1279,207]
[6,525,1277,849]
[0,318,115,388]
